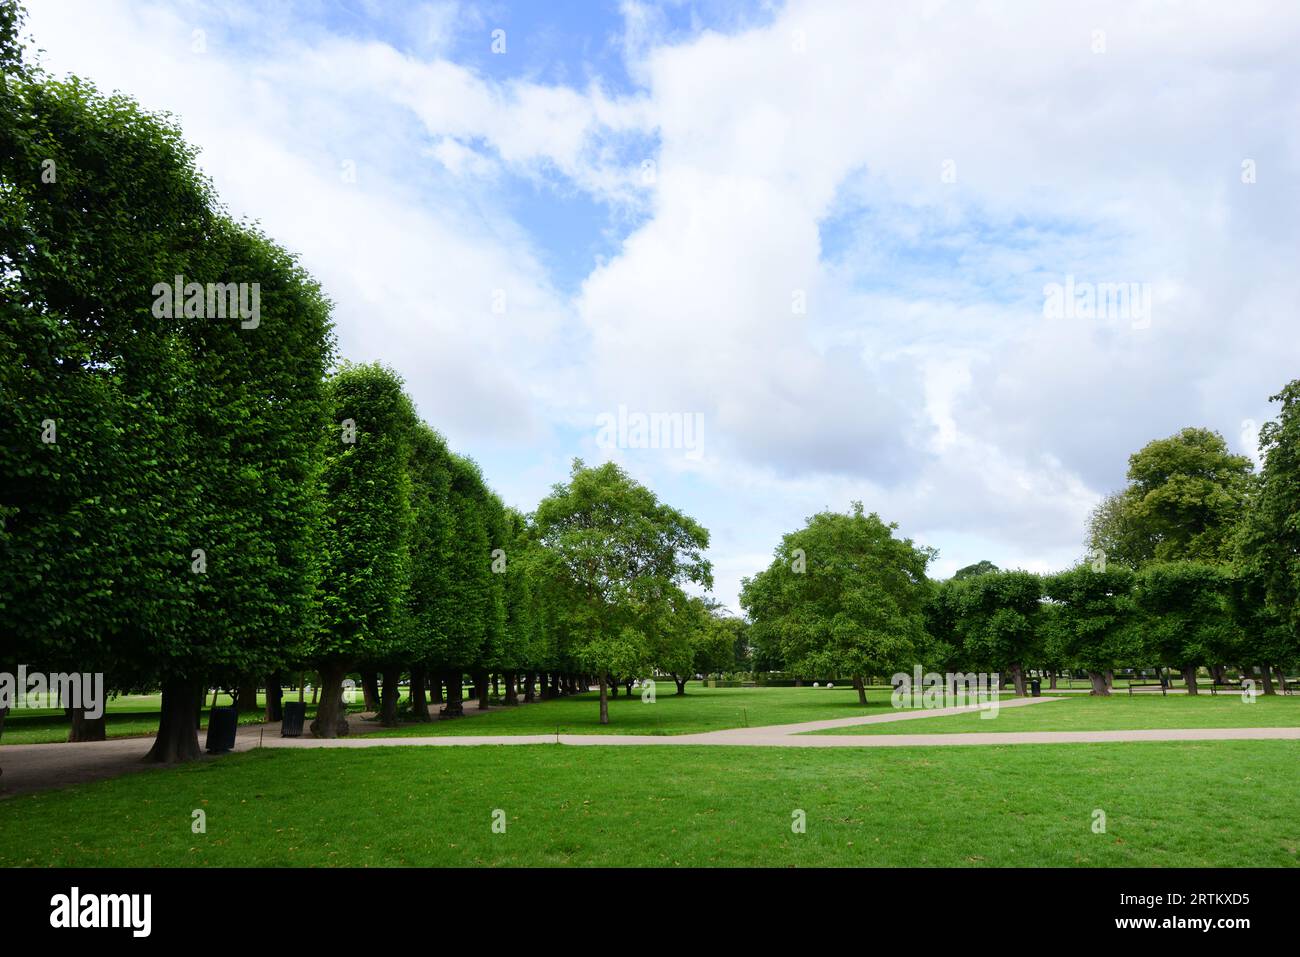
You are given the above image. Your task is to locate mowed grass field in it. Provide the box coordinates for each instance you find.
[0,741,1296,867]
[8,685,1299,744]
[357,685,915,736]
[808,693,1300,734]
[0,685,893,744]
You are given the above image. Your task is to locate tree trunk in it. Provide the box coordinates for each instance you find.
[853,675,868,706]
[598,673,610,725]
[380,668,401,726]
[1179,664,1199,695]
[235,679,260,713]
[1275,667,1288,694]
[492,673,500,697]
[409,666,430,721]
[1087,671,1110,696]
[674,675,686,695]
[1258,665,1275,695]
[360,671,380,712]
[265,675,284,722]
[1104,669,1114,692]
[504,672,519,706]
[210,687,220,708]
[1048,669,1058,690]
[430,673,443,704]
[309,663,350,738]
[1009,662,1027,697]
[522,672,536,703]
[67,706,108,742]
[609,678,619,698]
[474,670,490,710]
[539,672,550,698]
[145,678,203,763]
[441,669,465,718]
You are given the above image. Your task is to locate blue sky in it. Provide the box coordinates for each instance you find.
[23,0,1300,610]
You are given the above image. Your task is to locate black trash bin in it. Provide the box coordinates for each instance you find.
[205,705,239,754]
[281,700,306,738]
[1030,678,1042,697]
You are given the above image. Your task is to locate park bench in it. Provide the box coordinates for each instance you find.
[1209,680,1244,695]
[1127,680,1167,696]
[1127,671,1169,696]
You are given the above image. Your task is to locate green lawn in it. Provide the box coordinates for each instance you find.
[354,685,921,737]
[4,684,900,744]
[808,692,1300,734]
[9,686,1296,745]
[1,741,1296,867]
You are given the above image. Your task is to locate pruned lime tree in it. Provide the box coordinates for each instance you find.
[532,460,711,724]
[310,363,414,737]
[1042,566,1138,696]
[952,571,1043,696]
[1132,561,1232,695]
[0,36,333,758]
[403,422,455,720]
[741,504,933,705]
[1235,380,1300,687]
[437,454,499,714]
[496,506,538,705]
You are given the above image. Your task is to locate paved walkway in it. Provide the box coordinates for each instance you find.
[4,694,1298,798]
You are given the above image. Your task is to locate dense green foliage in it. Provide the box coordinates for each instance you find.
[532,460,712,723]
[741,504,933,703]
[0,43,333,754]
[1087,427,1254,568]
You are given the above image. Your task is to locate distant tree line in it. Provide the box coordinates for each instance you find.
[744,418,1300,697]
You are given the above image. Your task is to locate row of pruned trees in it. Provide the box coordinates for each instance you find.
[0,12,719,761]
[307,376,721,736]
[925,561,1294,696]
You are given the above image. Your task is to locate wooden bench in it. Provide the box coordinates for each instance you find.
[1127,680,1167,696]
[1209,680,1244,695]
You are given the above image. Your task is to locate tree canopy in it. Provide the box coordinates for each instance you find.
[741,503,934,704]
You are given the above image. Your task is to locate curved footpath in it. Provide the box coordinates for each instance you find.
[4,694,1299,798]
